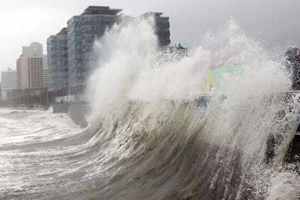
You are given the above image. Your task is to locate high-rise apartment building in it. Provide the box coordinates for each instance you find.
[47,6,171,97]
[17,42,44,89]
[47,28,68,91]
[67,6,122,93]
[142,12,171,46]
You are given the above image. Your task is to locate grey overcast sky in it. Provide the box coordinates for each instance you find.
[1,0,300,71]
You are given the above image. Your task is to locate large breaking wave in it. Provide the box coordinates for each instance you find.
[0,18,299,199]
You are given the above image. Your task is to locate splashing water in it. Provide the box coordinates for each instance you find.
[0,18,299,200]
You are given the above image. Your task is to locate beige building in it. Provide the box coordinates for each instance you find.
[17,43,44,89]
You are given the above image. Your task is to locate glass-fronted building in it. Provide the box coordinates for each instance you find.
[142,12,171,46]
[47,28,68,92]
[47,6,172,97]
[67,6,121,94]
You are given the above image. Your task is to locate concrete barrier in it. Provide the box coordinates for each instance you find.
[52,102,88,128]
[52,103,70,113]
[68,103,88,128]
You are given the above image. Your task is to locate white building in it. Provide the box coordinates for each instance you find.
[1,68,17,100]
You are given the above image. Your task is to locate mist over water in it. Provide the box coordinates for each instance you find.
[0,18,299,200]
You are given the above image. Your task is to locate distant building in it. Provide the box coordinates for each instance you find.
[42,55,49,88]
[47,28,68,92]
[1,68,17,100]
[17,42,44,89]
[22,42,43,57]
[142,12,171,46]
[168,43,188,56]
[42,68,49,88]
[158,43,188,63]
[67,6,122,94]
[285,47,300,90]
[47,6,172,98]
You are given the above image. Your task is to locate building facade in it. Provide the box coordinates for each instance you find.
[67,6,121,94]
[47,28,68,92]
[47,6,171,98]
[17,42,44,89]
[142,12,171,46]
[1,68,17,100]
[42,55,49,88]
[285,47,300,90]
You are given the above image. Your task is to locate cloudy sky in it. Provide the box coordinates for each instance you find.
[0,0,300,71]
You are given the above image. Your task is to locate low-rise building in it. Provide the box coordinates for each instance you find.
[1,68,17,100]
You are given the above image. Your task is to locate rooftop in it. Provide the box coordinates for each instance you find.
[82,6,122,16]
[57,28,67,35]
[142,12,164,17]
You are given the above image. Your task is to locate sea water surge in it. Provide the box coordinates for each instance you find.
[0,18,299,199]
